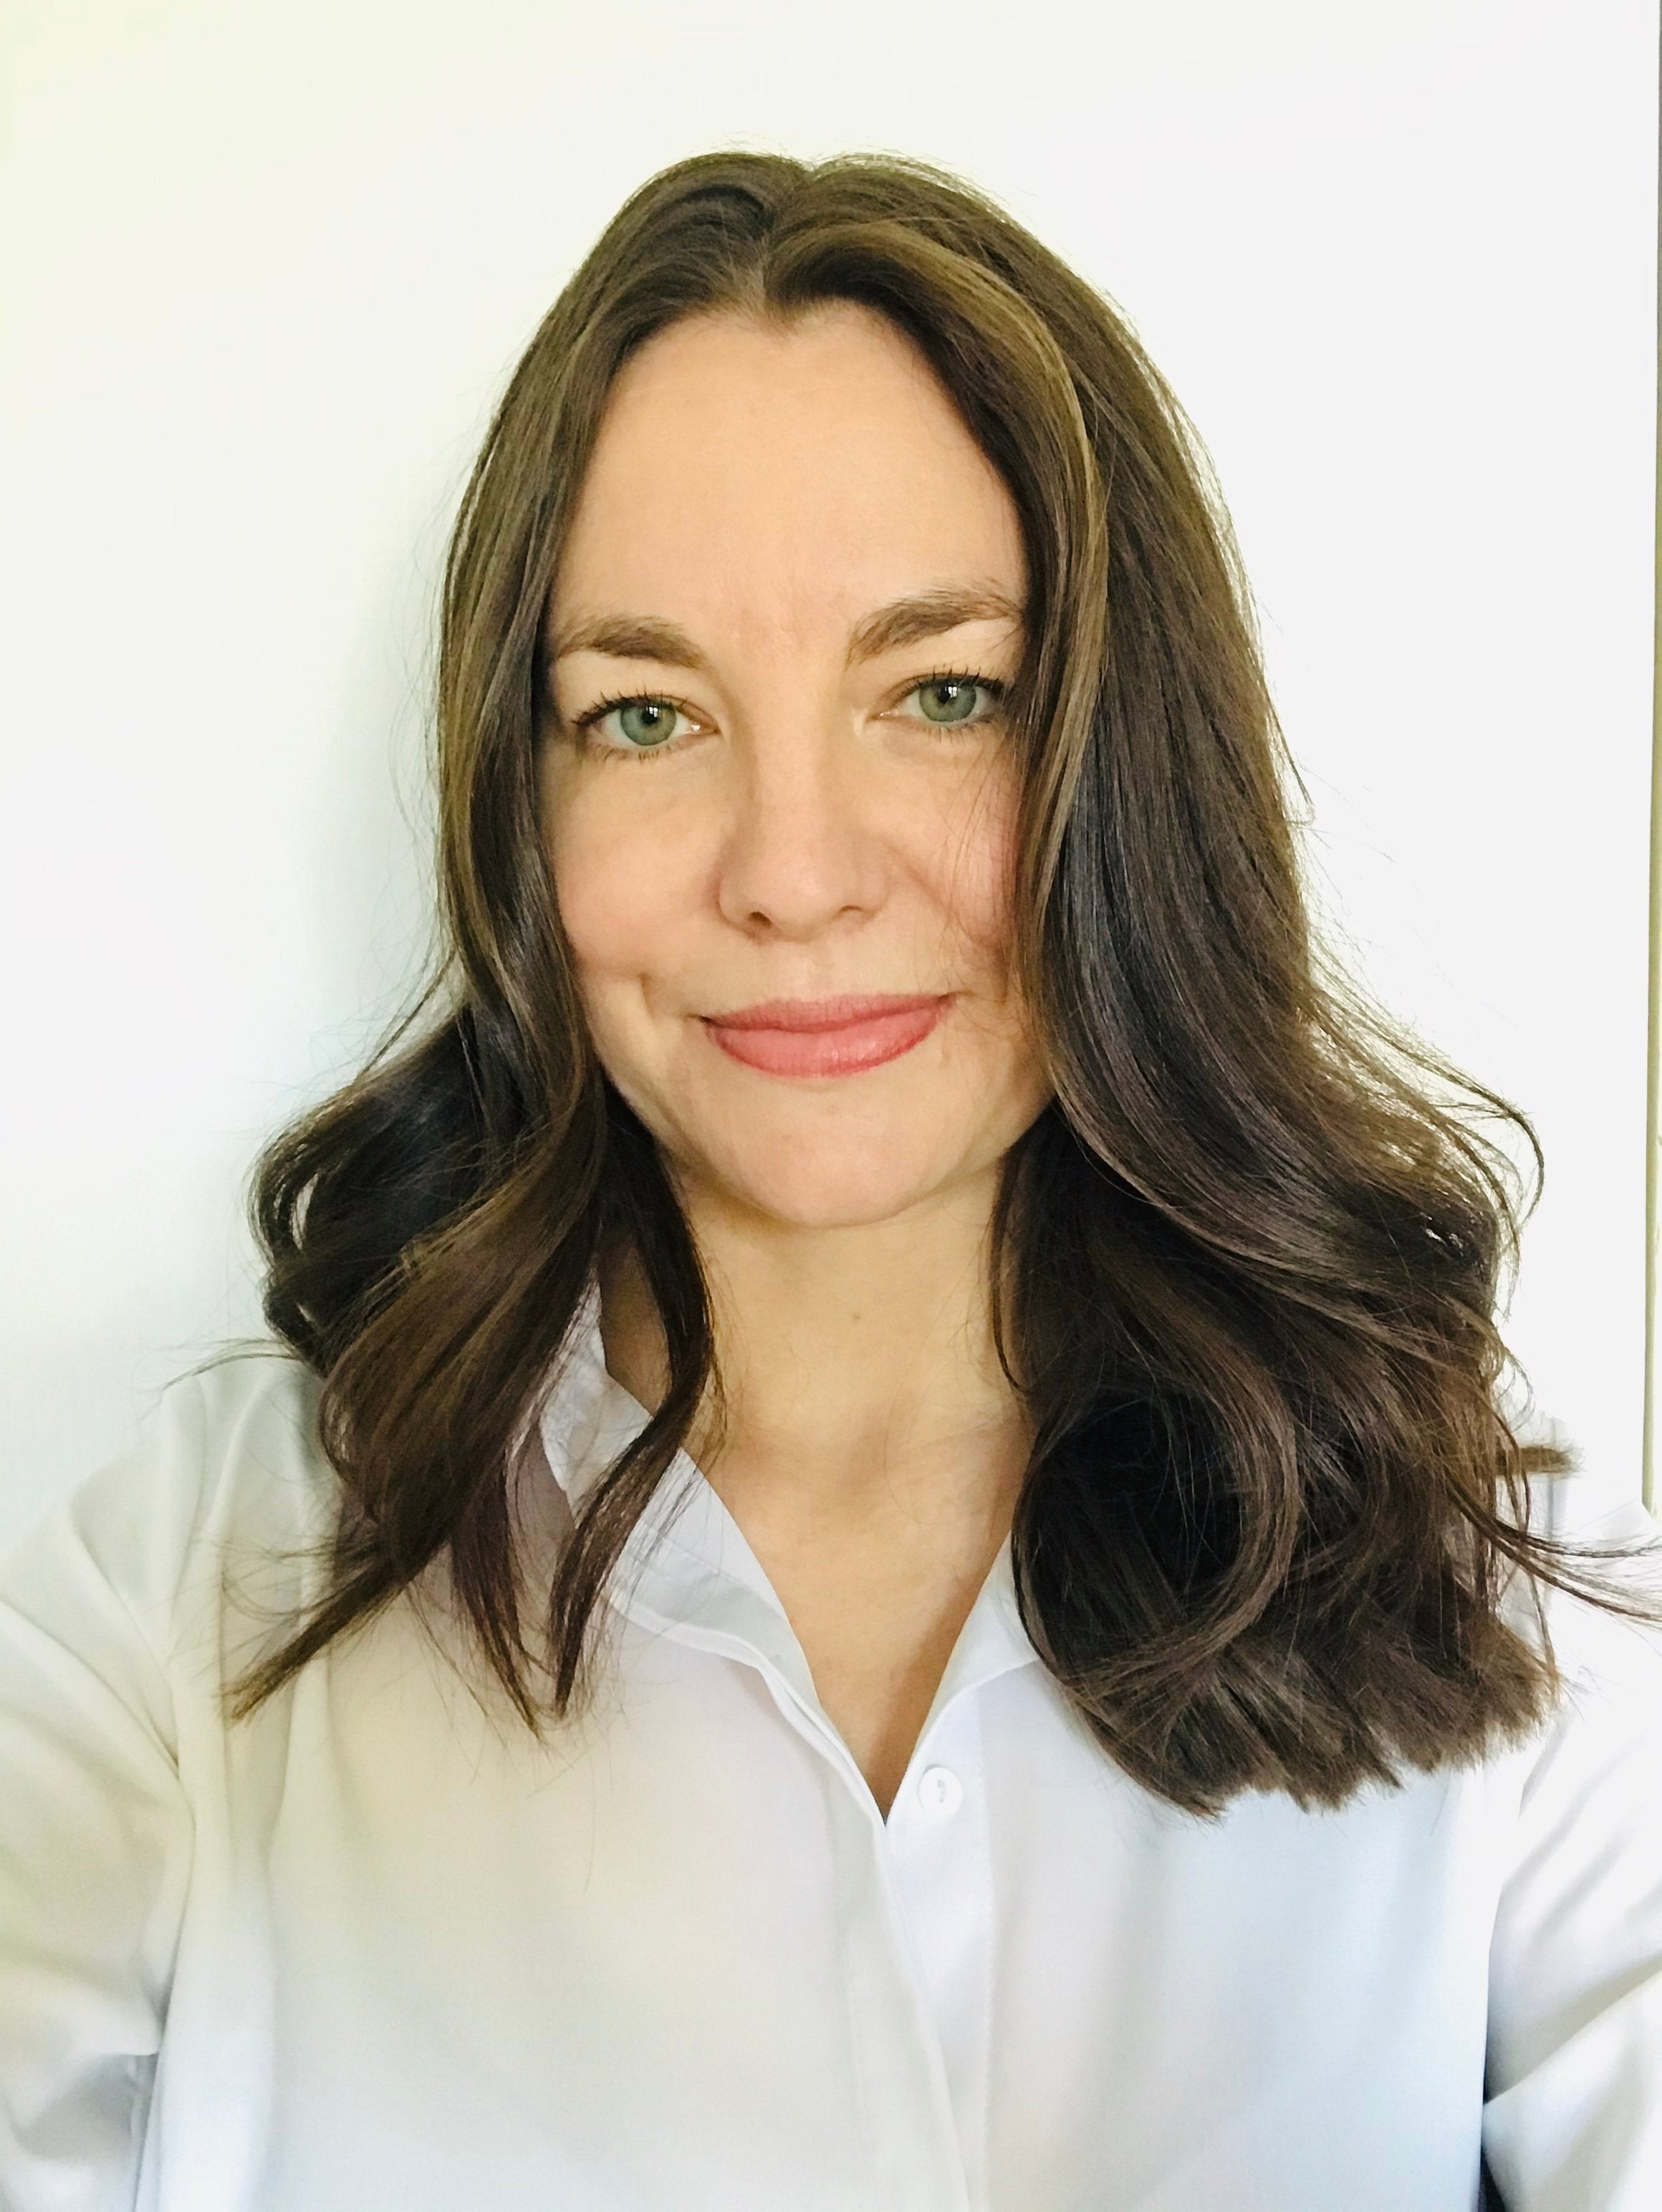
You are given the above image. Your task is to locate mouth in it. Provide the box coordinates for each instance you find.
[701,994,951,1078]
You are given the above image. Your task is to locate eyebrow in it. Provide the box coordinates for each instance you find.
[547,584,1025,676]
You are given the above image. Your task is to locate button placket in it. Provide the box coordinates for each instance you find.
[883,1705,995,2209]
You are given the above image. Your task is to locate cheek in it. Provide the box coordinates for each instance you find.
[543,774,687,989]
[921,758,1022,976]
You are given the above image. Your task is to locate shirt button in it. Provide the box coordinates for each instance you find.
[916,1765,964,1816]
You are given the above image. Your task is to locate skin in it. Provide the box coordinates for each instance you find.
[537,301,1052,1814]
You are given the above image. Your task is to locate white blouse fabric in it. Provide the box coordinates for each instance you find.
[1,1282,1661,2212]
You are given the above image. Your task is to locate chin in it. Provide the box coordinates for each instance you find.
[695,1135,977,1230]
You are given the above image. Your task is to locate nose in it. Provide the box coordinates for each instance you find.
[713,717,891,941]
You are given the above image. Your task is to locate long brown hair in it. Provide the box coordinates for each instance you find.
[228,147,1657,1817]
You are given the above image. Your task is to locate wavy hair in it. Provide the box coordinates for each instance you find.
[226,147,1656,1817]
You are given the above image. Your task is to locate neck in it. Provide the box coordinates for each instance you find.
[595,1167,1031,1536]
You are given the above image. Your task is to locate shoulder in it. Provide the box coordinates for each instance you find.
[1482,1489,1662,2160]
[1497,1486,1662,1819]
[0,1347,337,1686]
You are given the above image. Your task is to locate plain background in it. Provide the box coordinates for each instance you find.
[1,0,1656,1549]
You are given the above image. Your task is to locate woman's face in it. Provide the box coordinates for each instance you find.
[539,301,1051,1231]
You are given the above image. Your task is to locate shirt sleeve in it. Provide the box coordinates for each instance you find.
[0,1384,206,2212]
[1481,1497,1662,2211]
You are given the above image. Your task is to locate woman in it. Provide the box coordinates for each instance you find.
[1,148,1658,2212]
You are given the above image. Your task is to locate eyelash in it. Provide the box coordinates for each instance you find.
[569,668,1008,764]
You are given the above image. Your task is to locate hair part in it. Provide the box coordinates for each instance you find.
[228,146,1660,1817]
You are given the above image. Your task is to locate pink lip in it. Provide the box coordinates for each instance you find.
[703,994,951,1078]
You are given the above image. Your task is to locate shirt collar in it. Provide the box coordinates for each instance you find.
[535,1273,1041,1732]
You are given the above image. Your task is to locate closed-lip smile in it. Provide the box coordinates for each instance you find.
[701,993,951,1077]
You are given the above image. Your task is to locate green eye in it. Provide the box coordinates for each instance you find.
[611,700,678,747]
[910,673,1006,729]
[574,693,688,756]
[916,676,989,726]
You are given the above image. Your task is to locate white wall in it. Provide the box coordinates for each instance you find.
[1,0,1655,1547]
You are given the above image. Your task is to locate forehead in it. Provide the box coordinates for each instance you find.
[551,304,1027,641]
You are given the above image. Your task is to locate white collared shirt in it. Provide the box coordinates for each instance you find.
[1,1281,1661,2211]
